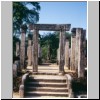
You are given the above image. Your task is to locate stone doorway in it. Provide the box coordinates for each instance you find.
[28,24,71,74]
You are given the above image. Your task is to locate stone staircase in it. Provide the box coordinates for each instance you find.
[24,74,69,98]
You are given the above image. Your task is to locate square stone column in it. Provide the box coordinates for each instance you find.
[32,28,38,72]
[38,44,41,58]
[27,39,32,66]
[16,42,20,57]
[75,28,85,77]
[65,39,70,69]
[38,44,42,65]
[59,29,65,74]
[57,48,60,65]
[20,24,27,69]
[47,44,50,61]
[70,28,76,70]
[83,30,87,69]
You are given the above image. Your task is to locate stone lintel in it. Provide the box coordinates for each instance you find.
[29,24,71,31]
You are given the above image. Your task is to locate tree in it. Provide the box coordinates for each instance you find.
[13,2,41,35]
[40,32,71,62]
[13,2,41,59]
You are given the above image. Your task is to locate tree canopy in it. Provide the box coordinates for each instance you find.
[40,32,71,62]
[13,2,41,34]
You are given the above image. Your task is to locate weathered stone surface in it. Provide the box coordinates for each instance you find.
[38,44,42,65]
[27,40,32,66]
[19,85,24,98]
[57,48,60,65]
[75,29,80,72]
[38,44,41,58]
[75,28,85,77]
[29,24,71,31]
[16,42,20,57]
[13,64,17,78]
[28,24,71,73]
[32,29,38,72]
[20,33,26,69]
[65,40,70,69]
[31,44,34,66]
[59,30,65,73]
[70,29,76,70]
[82,30,87,76]
[20,24,27,69]
[13,61,19,77]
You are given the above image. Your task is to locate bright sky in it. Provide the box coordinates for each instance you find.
[37,2,87,35]
[27,1,87,36]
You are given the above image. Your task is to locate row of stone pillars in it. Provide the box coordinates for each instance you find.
[16,24,86,77]
[17,24,70,75]
[16,25,41,72]
[57,28,86,77]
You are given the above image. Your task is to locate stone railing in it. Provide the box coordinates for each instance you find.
[19,72,30,98]
[65,74,73,98]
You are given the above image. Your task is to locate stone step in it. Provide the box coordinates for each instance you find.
[26,82,67,88]
[29,75,67,79]
[24,96,69,98]
[28,77,67,83]
[25,87,68,92]
[25,91,69,97]
[30,72,59,75]
[24,72,69,98]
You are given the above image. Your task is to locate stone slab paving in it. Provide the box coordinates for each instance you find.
[27,63,75,74]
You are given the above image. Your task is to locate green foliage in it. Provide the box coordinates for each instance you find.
[71,77,87,94]
[41,46,48,61]
[13,2,41,60]
[13,2,41,34]
[28,33,33,40]
[40,32,71,62]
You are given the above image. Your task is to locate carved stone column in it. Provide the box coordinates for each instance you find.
[75,28,84,77]
[27,39,32,66]
[57,48,60,65]
[20,24,27,69]
[83,30,87,69]
[38,44,42,65]
[33,28,38,72]
[59,27,65,74]
[70,28,76,70]
[16,42,20,57]
[65,39,70,69]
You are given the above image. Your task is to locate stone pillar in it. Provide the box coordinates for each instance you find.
[57,48,60,65]
[38,44,42,65]
[20,24,27,69]
[38,44,41,58]
[16,42,20,57]
[82,30,87,75]
[47,44,50,62]
[70,28,76,70]
[65,39,70,69]
[69,48,71,69]
[59,28,65,74]
[33,28,38,72]
[27,39,32,66]
[32,43,34,66]
[75,28,84,77]
[75,29,79,72]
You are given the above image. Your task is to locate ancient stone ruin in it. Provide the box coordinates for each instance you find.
[13,24,87,98]
[15,23,87,77]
